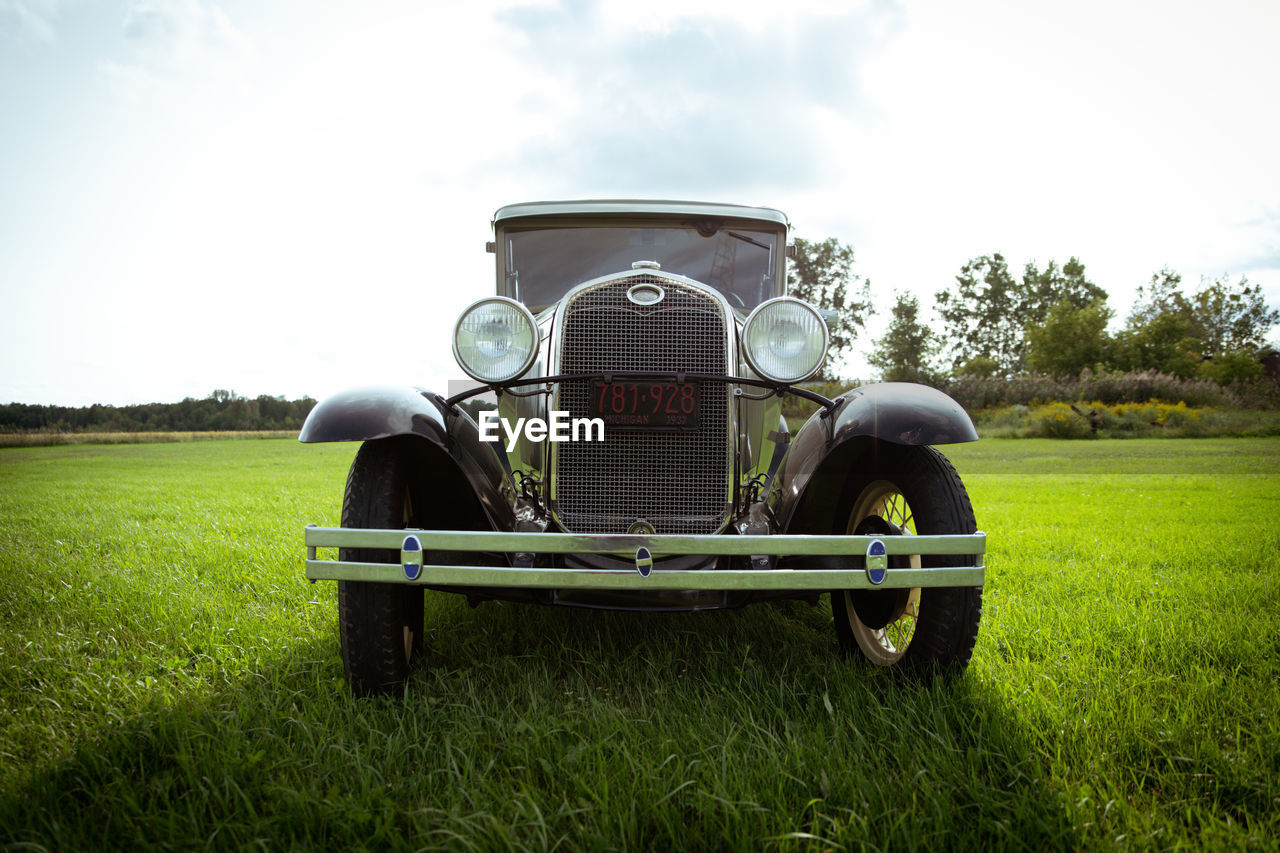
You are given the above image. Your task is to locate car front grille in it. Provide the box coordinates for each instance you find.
[554,276,730,535]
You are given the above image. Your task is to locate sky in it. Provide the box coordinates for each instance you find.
[3,0,1278,406]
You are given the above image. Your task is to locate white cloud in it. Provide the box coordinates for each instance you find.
[121,0,248,59]
[0,0,62,44]
[812,0,1280,322]
[3,0,1279,403]
[101,0,252,109]
[490,0,904,196]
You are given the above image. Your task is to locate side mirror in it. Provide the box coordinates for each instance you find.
[818,309,840,330]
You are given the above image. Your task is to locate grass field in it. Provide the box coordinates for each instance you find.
[0,430,299,448]
[1,437,1277,850]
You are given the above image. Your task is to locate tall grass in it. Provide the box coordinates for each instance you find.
[973,401,1280,439]
[942,369,1280,411]
[1,438,1277,849]
[781,371,1280,438]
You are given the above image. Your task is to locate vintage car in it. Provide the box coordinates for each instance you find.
[301,200,986,695]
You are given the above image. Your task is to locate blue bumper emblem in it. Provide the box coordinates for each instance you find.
[402,534,424,581]
[865,539,888,585]
[635,546,653,578]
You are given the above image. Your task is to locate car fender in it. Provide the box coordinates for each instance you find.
[299,386,514,530]
[299,386,449,445]
[770,382,977,534]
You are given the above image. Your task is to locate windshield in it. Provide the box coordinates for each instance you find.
[502,224,780,311]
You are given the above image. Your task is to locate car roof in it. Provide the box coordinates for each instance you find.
[493,199,789,228]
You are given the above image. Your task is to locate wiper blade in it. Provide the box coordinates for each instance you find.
[725,230,771,250]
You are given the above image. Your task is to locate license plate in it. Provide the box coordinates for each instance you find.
[589,381,701,430]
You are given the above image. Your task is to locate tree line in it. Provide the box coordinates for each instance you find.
[790,239,1280,391]
[6,248,1276,431]
[0,390,317,434]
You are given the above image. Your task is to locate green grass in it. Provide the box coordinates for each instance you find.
[0,430,299,448]
[1,438,1278,850]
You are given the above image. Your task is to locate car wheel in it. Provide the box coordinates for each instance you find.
[337,437,426,697]
[830,444,982,675]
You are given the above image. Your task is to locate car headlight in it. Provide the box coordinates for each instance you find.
[452,297,538,383]
[741,297,829,383]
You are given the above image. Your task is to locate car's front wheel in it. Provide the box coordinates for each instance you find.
[830,444,982,675]
[337,437,426,697]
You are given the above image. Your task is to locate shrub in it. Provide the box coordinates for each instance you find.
[955,356,1000,379]
[941,369,1279,411]
[1028,402,1094,439]
[966,399,1280,439]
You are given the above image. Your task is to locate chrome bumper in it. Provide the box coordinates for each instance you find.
[304,527,986,591]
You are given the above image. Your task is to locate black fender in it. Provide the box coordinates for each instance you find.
[299,385,448,445]
[770,382,976,534]
[828,382,977,447]
[299,386,514,531]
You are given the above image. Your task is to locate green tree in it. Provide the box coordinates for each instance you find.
[1022,257,1107,324]
[788,237,874,380]
[1114,312,1202,378]
[1120,268,1201,376]
[1191,274,1279,355]
[1121,269,1278,376]
[1129,267,1191,327]
[938,254,1107,376]
[954,355,1000,378]
[0,392,317,433]
[935,253,1024,375]
[1025,300,1114,376]
[867,291,943,385]
[1197,350,1265,385]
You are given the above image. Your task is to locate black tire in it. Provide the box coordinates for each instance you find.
[338,437,426,697]
[831,443,982,676]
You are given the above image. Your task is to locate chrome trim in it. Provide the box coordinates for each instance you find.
[307,563,983,591]
[550,267,729,308]
[546,272,738,536]
[307,527,986,556]
[494,200,790,228]
[732,356,783,487]
[491,207,789,306]
[304,527,987,591]
[473,311,555,490]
